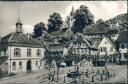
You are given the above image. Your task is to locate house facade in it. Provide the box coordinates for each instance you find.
[48,39,68,57]
[98,36,116,56]
[69,34,98,56]
[0,18,45,74]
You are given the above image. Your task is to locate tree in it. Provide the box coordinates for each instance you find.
[43,50,63,81]
[96,19,104,24]
[34,22,47,38]
[72,5,94,33]
[47,12,63,34]
[96,19,109,28]
[120,21,128,30]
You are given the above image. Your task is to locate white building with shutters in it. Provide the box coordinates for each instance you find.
[0,17,45,74]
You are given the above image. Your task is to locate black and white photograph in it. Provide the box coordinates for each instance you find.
[0,1,127,84]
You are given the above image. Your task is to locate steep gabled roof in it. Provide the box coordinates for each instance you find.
[105,36,116,48]
[98,36,116,48]
[1,33,13,43]
[69,34,91,48]
[0,56,8,65]
[83,24,110,35]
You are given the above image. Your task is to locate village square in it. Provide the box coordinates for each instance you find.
[0,1,127,84]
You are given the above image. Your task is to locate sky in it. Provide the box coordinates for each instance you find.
[0,1,127,36]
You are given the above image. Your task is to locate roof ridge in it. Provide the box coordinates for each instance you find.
[81,36,91,48]
[105,36,115,47]
[0,56,8,65]
[8,32,14,42]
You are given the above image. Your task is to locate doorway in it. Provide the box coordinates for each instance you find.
[27,60,32,71]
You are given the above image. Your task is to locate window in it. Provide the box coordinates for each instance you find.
[27,49,31,57]
[103,47,107,52]
[14,48,21,57]
[111,47,113,52]
[111,34,115,37]
[37,49,41,57]
[121,44,125,49]
[100,48,103,52]
[19,61,22,70]
[12,62,16,70]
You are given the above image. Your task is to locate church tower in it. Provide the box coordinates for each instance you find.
[70,6,75,20]
[16,16,23,33]
[65,6,75,28]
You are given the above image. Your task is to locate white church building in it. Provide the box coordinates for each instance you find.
[0,17,45,74]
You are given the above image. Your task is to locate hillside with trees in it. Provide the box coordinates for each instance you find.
[33,5,127,43]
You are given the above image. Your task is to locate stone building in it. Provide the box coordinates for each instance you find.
[0,17,45,74]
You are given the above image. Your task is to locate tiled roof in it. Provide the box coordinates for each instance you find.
[105,36,116,48]
[1,33,12,43]
[69,34,91,48]
[52,28,68,36]
[52,28,74,38]
[49,44,66,52]
[98,36,116,48]
[108,29,118,34]
[0,56,8,65]
[91,41,100,49]
[83,24,109,35]
[1,32,43,47]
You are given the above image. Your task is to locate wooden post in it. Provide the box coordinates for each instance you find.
[57,68,59,82]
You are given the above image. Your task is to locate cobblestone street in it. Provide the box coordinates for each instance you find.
[0,64,127,84]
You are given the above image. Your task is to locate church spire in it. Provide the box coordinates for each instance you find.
[70,6,74,17]
[16,11,23,33]
[69,6,75,28]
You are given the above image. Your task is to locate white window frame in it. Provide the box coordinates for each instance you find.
[14,48,21,57]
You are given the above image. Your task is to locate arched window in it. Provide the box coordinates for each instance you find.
[12,62,16,70]
[36,49,41,57]
[19,61,22,70]
[14,48,21,57]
